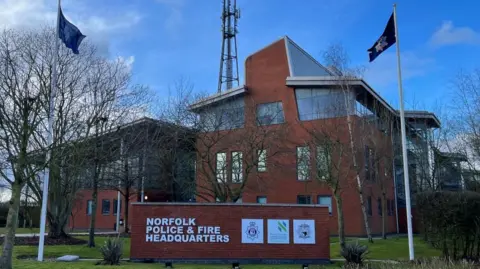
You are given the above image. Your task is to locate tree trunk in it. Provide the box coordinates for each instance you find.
[382,193,387,239]
[0,182,22,269]
[88,182,98,248]
[334,192,346,249]
[124,188,130,234]
[342,90,373,243]
[357,185,373,243]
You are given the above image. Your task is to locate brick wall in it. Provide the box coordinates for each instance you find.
[195,38,398,237]
[130,203,330,264]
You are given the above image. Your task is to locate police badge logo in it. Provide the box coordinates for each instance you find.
[245,221,259,240]
[297,223,311,239]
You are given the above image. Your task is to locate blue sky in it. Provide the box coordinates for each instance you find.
[2,0,479,113]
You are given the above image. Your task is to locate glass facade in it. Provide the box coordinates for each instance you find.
[256,102,285,125]
[295,88,355,121]
[199,97,245,131]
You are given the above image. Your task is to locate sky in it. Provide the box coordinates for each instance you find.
[0,0,479,113]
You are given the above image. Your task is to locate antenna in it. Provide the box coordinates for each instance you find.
[217,0,240,93]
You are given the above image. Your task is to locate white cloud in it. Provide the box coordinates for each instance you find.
[156,0,185,36]
[430,21,480,47]
[0,0,142,56]
[364,51,435,87]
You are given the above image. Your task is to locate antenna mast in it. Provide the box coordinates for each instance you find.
[217,0,240,93]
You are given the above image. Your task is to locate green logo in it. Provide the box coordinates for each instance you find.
[277,221,287,232]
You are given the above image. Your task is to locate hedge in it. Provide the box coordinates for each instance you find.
[416,191,480,261]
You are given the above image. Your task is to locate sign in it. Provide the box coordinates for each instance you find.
[293,219,315,244]
[145,217,230,243]
[267,219,289,244]
[241,219,263,244]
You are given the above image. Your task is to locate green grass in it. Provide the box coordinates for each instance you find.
[13,236,129,259]
[0,228,41,235]
[330,236,441,260]
[10,235,442,268]
[13,261,341,269]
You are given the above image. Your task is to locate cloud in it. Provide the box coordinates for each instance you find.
[364,51,436,87]
[0,0,142,56]
[115,55,135,73]
[156,0,185,36]
[430,21,480,47]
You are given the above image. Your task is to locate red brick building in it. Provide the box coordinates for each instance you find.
[190,36,399,237]
[68,118,196,231]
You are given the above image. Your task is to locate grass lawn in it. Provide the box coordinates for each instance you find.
[14,236,129,259]
[10,235,442,268]
[13,261,341,269]
[0,228,41,235]
[330,236,441,260]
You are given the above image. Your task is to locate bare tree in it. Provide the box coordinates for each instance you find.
[157,79,287,203]
[0,27,148,264]
[322,43,374,242]
[300,117,352,248]
[0,29,48,269]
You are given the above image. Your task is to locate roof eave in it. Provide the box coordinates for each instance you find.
[189,85,247,112]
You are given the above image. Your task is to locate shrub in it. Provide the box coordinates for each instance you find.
[341,242,368,266]
[99,236,123,265]
[416,191,480,261]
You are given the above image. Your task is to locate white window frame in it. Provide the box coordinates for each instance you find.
[231,151,243,183]
[216,152,227,183]
[257,149,267,172]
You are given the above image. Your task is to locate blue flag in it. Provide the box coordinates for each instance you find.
[58,7,86,54]
[368,13,396,62]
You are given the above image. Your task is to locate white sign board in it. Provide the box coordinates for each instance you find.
[241,219,263,243]
[293,219,315,244]
[145,217,230,243]
[267,219,289,244]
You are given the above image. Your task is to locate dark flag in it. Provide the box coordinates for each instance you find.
[368,13,396,62]
[58,7,86,54]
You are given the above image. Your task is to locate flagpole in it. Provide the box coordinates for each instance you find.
[393,3,414,261]
[37,0,61,262]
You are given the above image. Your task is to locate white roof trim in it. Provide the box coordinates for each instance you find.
[284,37,293,76]
[189,85,246,111]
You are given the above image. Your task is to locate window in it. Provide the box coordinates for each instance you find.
[256,196,267,204]
[199,98,245,131]
[257,150,267,172]
[377,198,382,216]
[297,195,312,204]
[316,146,331,180]
[387,200,392,216]
[295,88,354,121]
[113,199,121,215]
[231,151,243,183]
[86,200,93,215]
[367,196,372,216]
[216,152,227,183]
[389,199,395,216]
[256,102,285,125]
[365,146,376,181]
[365,146,370,180]
[102,199,110,215]
[318,196,332,215]
[297,146,310,181]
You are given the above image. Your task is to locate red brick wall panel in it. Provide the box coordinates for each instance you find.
[130,203,330,263]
